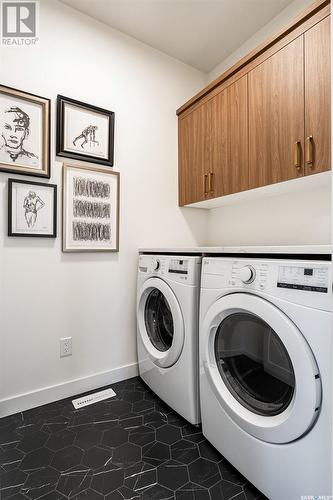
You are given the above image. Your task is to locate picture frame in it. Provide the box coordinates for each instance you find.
[56,95,115,167]
[0,85,50,178]
[8,179,57,238]
[62,163,119,252]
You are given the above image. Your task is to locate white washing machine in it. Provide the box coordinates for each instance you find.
[199,257,332,500]
[137,254,202,425]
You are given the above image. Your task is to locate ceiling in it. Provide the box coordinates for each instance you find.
[60,0,294,72]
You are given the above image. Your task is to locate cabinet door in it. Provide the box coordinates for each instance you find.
[211,75,248,197]
[248,37,305,189]
[178,101,211,205]
[304,16,331,175]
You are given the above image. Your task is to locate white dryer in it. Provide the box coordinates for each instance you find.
[137,254,202,425]
[199,257,332,500]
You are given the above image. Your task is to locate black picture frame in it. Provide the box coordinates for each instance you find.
[0,84,51,178]
[56,95,115,167]
[8,178,57,238]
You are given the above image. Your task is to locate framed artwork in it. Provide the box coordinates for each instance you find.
[56,95,115,167]
[62,163,119,252]
[0,85,50,178]
[8,179,57,238]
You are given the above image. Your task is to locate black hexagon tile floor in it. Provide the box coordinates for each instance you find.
[0,377,267,499]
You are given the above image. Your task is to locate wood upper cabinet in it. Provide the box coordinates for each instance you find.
[178,101,212,205]
[211,75,249,197]
[177,2,330,206]
[248,36,305,189]
[304,16,331,175]
[178,77,248,205]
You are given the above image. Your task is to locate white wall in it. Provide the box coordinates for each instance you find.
[206,179,331,246]
[208,0,315,81]
[205,0,331,246]
[0,0,208,414]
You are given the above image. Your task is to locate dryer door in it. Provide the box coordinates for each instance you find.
[138,278,184,368]
[201,293,321,444]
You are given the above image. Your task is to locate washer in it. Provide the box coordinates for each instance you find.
[137,254,202,424]
[199,257,332,500]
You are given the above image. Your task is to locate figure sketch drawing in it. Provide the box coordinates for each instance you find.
[73,125,99,149]
[23,191,45,228]
[0,106,38,163]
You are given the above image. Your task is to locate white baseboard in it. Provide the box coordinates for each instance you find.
[0,362,139,418]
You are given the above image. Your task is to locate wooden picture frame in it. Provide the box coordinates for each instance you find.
[56,95,115,167]
[62,163,119,252]
[8,178,57,237]
[0,85,50,178]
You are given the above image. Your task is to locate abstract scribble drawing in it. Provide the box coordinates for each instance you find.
[0,107,38,163]
[73,125,99,149]
[73,177,110,198]
[23,191,45,228]
[72,221,111,241]
[73,200,111,219]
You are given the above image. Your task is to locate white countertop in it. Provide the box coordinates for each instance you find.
[139,245,332,255]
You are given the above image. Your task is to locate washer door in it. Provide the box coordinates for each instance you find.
[202,293,321,444]
[138,278,184,368]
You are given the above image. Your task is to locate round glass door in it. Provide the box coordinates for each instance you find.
[201,293,321,443]
[215,312,295,416]
[144,289,174,352]
[137,277,185,368]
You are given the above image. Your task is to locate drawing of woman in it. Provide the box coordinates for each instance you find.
[23,191,45,228]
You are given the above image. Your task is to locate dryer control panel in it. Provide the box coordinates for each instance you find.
[201,257,332,311]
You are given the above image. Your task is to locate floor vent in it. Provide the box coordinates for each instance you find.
[72,388,116,409]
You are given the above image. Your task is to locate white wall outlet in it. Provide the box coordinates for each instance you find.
[60,337,72,357]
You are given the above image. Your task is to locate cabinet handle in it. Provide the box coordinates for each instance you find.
[305,135,314,167]
[209,172,214,193]
[293,141,302,169]
[203,174,208,196]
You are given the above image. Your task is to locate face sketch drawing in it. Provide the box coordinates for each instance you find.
[0,106,38,163]
[73,125,99,149]
[23,190,45,228]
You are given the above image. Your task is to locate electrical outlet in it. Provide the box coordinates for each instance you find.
[60,337,72,357]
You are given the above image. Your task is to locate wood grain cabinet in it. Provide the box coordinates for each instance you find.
[211,75,249,197]
[178,101,212,205]
[249,17,330,189]
[177,1,330,206]
[178,77,249,205]
[248,36,305,188]
[304,16,331,174]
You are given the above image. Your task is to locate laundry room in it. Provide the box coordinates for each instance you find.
[0,0,332,499]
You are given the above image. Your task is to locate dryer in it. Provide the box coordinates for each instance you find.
[199,257,332,499]
[137,254,202,424]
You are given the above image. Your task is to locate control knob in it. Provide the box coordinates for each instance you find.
[151,258,160,271]
[240,266,255,283]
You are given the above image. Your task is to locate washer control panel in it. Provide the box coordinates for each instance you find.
[277,265,329,293]
[138,255,201,285]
